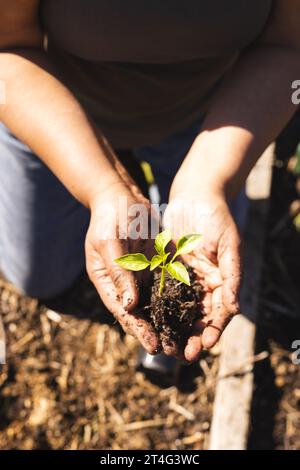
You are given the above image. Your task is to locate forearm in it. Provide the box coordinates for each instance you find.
[172,45,300,200]
[0,48,124,207]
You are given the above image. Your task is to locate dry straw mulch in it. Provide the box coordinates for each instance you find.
[0,276,217,450]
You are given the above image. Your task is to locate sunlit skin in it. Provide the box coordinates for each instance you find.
[0,0,300,360]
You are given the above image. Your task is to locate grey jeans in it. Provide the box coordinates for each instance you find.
[0,121,248,299]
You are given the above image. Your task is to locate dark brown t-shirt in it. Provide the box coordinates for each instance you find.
[41,0,272,148]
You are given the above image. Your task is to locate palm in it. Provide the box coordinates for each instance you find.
[164,195,241,361]
[86,188,160,355]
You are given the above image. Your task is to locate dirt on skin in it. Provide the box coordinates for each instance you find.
[1,114,300,450]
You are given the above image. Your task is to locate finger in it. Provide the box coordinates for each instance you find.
[201,290,212,316]
[88,260,160,354]
[184,319,206,362]
[100,239,139,310]
[117,309,161,355]
[202,286,233,349]
[218,228,242,315]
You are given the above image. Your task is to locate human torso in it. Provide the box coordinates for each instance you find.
[41,0,272,147]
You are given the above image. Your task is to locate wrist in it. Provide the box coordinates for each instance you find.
[170,163,226,203]
[172,132,245,202]
[87,178,129,212]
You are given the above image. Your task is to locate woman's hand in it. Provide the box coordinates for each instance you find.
[85,181,163,355]
[164,190,242,362]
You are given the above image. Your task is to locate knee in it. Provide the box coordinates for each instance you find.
[0,247,84,299]
[1,261,74,299]
[16,273,71,300]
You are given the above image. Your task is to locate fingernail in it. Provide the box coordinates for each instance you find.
[122,291,133,310]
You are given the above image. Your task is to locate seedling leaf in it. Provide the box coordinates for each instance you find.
[115,253,150,271]
[115,231,197,295]
[166,261,190,286]
[175,233,202,257]
[150,255,163,271]
[154,229,172,256]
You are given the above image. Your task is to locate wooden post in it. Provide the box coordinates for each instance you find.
[209,145,274,450]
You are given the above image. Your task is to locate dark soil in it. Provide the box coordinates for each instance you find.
[141,267,203,348]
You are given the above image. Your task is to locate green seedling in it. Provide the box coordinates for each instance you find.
[115,230,202,296]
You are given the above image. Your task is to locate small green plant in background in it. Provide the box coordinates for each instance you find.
[115,230,202,295]
[295,143,300,176]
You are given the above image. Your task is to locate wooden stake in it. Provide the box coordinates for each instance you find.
[209,145,274,450]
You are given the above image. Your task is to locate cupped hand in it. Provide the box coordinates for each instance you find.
[85,181,163,354]
[164,191,242,362]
